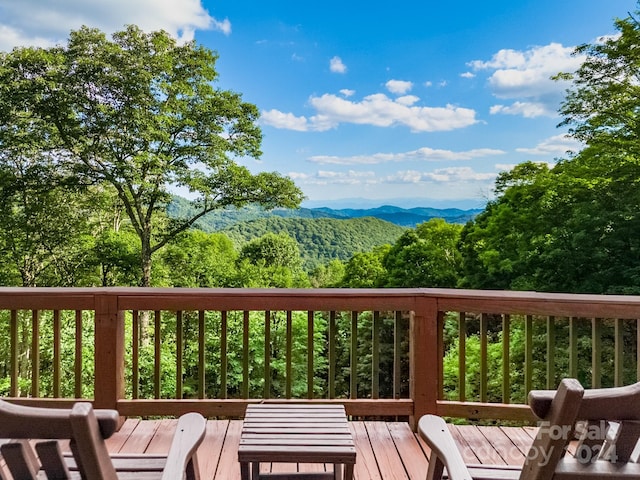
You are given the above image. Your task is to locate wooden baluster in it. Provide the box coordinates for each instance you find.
[569,316,578,378]
[154,310,161,399]
[265,311,271,399]
[10,310,18,397]
[350,311,358,400]
[132,310,140,400]
[176,310,183,399]
[243,311,249,398]
[31,310,39,398]
[286,311,292,398]
[75,310,83,398]
[220,311,227,399]
[459,311,466,402]
[53,310,61,398]
[198,310,205,399]
[329,311,337,399]
[372,311,380,400]
[502,314,510,403]
[394,311,402,399]
[480,313,488,403]
[547,316,555,389]
[614,318,624,387]
[592,317,602,388]
[307,311,314,399]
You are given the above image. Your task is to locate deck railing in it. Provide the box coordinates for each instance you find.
[0,287,639,427]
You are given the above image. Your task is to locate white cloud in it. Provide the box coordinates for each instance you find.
[460,72,475,79]
[470,42,585,118]
[340,89,355,97]
[386,79,413,95]
[289,170,376,186]
[329,56,347,73]
[395,95,420,106]
[490,102,552,118]
[260,110,310,131]
[386,167,497,184]
[424,81,433,87]
[516,134,583,156]
[0,0,222,51]
[308,146,505,165]
[262,93,478,132]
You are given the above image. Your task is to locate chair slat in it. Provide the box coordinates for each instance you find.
[2,440,39,480]
[36,441,71,479]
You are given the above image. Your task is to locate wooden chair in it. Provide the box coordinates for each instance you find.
[0,400,206,480]
[419,378,640,480]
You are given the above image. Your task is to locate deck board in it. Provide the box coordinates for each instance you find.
[100,419,535,479]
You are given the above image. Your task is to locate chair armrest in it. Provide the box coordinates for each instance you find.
[418,415,472,480]
[161,412,207,480]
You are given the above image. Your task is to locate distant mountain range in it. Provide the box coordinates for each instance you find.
[168,196,483,230]
[306,205,482,227]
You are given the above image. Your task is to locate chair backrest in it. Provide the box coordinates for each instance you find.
[522,379,640,480]
[0,400,121,480]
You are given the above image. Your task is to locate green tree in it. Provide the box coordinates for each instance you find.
[460,9,640,294]
[340,245,390,288]
[309,260,346,287]
[0,25,303,287]
[458,162,558,290]
[0,154,95,286]
[384,218,463,287]
[91,229,141,286]
[235,232,309,288]
[239,232,302,270]
[161,230,237,287]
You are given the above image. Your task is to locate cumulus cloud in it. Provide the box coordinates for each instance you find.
[290,166,497,188]
[386,167,497,184]
[260,110,311,132]
[340,89,355,97]
[516,134,583,156]
[308,146,505,165]
[0,0,223,51]
[460,72,475,79]
[470,42,585,118]
[262,93,478,132]
[490,102,552,118]
[329,56,347,73]
[386,79,413,95]
[288,170,376,186]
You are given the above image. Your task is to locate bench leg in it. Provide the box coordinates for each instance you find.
[344,464,354,480]
[240,461,250,480]
[252,461,260,479]
[333,463,343,480]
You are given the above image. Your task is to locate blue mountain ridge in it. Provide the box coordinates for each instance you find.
[167,196,483,230]
[276,205,482,227]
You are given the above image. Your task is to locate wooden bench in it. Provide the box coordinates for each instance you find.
[0,400,206,480]
[238,404,356,480]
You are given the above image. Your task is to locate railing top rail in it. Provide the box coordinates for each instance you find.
[0,287,637,317]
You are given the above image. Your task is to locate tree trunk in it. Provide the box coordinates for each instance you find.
[139,231,153,344]
[140,236,152,288]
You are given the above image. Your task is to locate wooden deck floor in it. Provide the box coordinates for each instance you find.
[103,419,538,480]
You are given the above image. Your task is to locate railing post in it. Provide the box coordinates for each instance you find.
[410,295,439,430]
[93,292,125,411]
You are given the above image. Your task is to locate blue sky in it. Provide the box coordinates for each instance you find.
[0,1,636,208]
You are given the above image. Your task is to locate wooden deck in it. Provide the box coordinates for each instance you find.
[102,419,537,479]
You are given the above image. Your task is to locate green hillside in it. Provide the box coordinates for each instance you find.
[222,216,406,270]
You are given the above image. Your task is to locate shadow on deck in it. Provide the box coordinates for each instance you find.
[104,419,537,480]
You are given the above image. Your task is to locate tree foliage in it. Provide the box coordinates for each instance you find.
[0,25,302,286]
[460,9,640,294]
[384,218,463,287]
